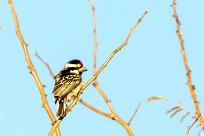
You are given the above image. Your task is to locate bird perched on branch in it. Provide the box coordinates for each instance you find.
[53,59,87,117]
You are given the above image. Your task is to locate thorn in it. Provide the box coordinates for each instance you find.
[29,71,32,74]
[92,82,96,86]
[106,99,111,103]
[45,94,48,97]
[43,84,46,88]
[192,85,195,90]
[26,43,29,47]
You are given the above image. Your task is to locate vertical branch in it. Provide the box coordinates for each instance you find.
[172,0,204,127]
[90,0,98,85]
[8,1,61,136]
[90,0,117,115]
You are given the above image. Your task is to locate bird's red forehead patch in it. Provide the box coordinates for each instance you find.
[80,61,83,67]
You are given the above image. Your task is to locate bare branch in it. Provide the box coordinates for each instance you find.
[128,102,142,125]
[180,112,190,123]
[48,10,148,136]
[90,0,98,85]
[172,0,204,127]
[8,0,61,135]
[90,0,117,115]
[186,115,199,136]
[79,99,111,118]
[35,51,55,78]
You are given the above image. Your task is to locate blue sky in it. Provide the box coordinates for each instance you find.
[1,0,204,136]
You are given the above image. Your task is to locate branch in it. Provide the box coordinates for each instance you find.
[128,102,142,125]
[186,115,199,136]
[48,10,148,136]
[35,51,55,78]
[8,1,61,135]
[172,0,204,127]
[90,0,98,85]
[79,99,112,118]
[90,0,117,115]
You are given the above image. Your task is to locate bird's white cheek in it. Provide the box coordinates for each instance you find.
[70,70,79,74]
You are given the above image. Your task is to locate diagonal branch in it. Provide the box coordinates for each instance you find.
[186,115,199,136]
[48,10,148,136]
[172,0,204,127]
[35,51,55,78]
[128,102,142,125]
[78,99,111,118]
[8,0,61,135]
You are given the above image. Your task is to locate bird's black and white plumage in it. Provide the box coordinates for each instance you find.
[53,59,87,117]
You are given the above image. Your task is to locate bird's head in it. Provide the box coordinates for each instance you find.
[64,59,87,75]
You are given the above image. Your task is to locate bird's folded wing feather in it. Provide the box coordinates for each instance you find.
[52,74,81,99]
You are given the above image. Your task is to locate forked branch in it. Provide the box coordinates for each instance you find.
[35,51,113,119]
[48,10,148,136]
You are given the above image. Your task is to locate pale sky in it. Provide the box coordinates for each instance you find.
[1,0,204,136]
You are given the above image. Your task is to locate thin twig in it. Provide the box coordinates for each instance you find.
[186,115,199,136]
[128,102,142,125]
[79,99,112,118]
[8,0,61,135]
[94,84,117,114]
[172,0,204,127]
[48,10,148,136]
[35,51,55,78]
[90,0,98,85]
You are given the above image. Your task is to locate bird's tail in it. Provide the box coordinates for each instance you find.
[56,101,64,117]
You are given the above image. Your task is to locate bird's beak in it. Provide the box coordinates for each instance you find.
[78,67,87,73]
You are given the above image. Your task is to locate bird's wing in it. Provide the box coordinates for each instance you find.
[52,74,81,99]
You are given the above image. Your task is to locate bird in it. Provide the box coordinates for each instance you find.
[52,59,87,117]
